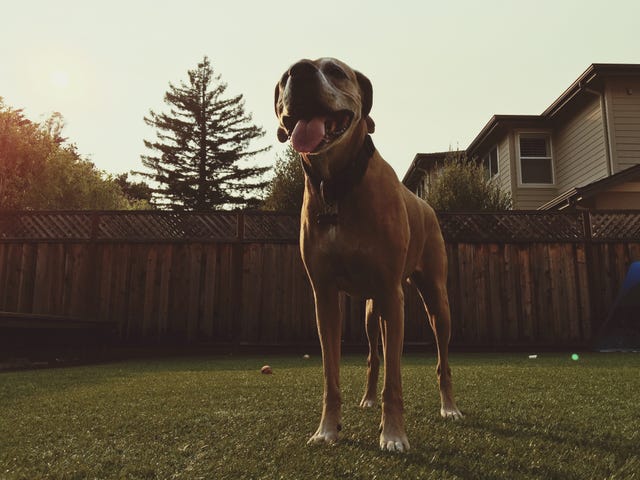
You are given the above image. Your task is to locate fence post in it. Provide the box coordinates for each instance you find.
[582,210,592,241]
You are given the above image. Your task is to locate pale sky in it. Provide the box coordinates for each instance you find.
[2,0,639,182]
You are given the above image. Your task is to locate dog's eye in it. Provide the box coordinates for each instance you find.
[325,65,347,80]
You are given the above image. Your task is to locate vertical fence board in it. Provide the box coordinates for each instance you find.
[32,244,50,314]
[127,245,145,340]
[445,244,462,343]
[457,244,474,342]
[186,244,203,342]
[201,245,217,339]
[142,246,159,340]
[503,244,519,343]
[17,244,37,313]
[518,245,534,342]
[574,244,591,341]
[241,243,262,343]
[219,245,235,342]
[0,244,7,309]
[157,245,173,339]
[115,244,132,338]
[488,244,503,343]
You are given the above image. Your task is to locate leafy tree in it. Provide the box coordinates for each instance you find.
[26,147,135,210]
[0,97,142,210]
[140,56,270,211]
[0,100,50,209]
[263,144,305,212]
[427,152,512,211]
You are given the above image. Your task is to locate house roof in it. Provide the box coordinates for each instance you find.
[466,63,640,159]
[466,115,546,158]
[543,64,640,118]
[402,151,463,190]
[539,163,640,210]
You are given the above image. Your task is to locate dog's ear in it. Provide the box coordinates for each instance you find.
[274,82,281,115]
[274,83,288,143]
[365,116,375,134]
[355,71,374,133]
[355,70,373,117]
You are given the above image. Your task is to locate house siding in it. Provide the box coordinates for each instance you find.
[608,78,640,172]
[553,96,608,192]
[516,187,557,210]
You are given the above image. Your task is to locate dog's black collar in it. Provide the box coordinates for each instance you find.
[300,135,375,217]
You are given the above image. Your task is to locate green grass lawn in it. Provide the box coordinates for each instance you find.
[1,353,639,480]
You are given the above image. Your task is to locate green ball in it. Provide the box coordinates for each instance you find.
[571,353,579,361]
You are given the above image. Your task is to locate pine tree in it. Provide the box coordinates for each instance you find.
[140,57,270,210]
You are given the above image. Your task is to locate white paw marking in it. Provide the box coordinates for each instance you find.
[440,406,464,420]
[308,428,339,445]
[379,433,410,452]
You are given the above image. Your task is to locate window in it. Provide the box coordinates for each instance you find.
[482,147,499,179]
[518,134,553,185]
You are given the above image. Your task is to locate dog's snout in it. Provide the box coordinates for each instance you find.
[289,60,318,79]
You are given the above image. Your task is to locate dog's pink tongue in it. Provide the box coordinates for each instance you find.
[291,117,325,153]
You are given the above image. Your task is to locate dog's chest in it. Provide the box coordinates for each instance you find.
[314,225,368,258]
[307,224,386,294]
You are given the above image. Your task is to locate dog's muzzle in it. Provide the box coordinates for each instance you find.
[279,61,355,154]
[283,111,353,154]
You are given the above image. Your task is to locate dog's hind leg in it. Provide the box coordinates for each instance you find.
[411,257,463,420]
[360,299,381,408]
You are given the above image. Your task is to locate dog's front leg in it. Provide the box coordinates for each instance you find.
[308,284,342,445]
[379,287,410,452]
[360,299,381,408]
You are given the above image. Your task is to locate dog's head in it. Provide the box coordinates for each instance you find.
[274,58,375,156]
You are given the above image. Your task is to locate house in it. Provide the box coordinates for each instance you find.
[403,64,640,210]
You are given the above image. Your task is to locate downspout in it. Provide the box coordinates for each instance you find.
[581,82,614,176]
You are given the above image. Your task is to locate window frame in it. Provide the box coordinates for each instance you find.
[482,146,499,180]
[516,131,555,187]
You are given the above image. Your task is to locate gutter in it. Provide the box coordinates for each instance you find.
[580,83,613,176]
[543,65,598,118]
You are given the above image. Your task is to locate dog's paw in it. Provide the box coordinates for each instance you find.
[359,397,376,408]
[440,405,464,420]
[308,425,340,445]
[379,433,410,453]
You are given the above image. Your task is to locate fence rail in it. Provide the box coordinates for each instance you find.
[1,210,639,348]
[2,210,640,243]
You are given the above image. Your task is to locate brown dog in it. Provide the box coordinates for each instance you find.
[274,58,462,452]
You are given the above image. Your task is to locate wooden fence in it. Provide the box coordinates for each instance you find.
[1,210,639,348]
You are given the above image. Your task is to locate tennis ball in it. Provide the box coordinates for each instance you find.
[571,353,579,361]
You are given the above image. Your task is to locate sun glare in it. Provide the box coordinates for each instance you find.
[50,70,70,89]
